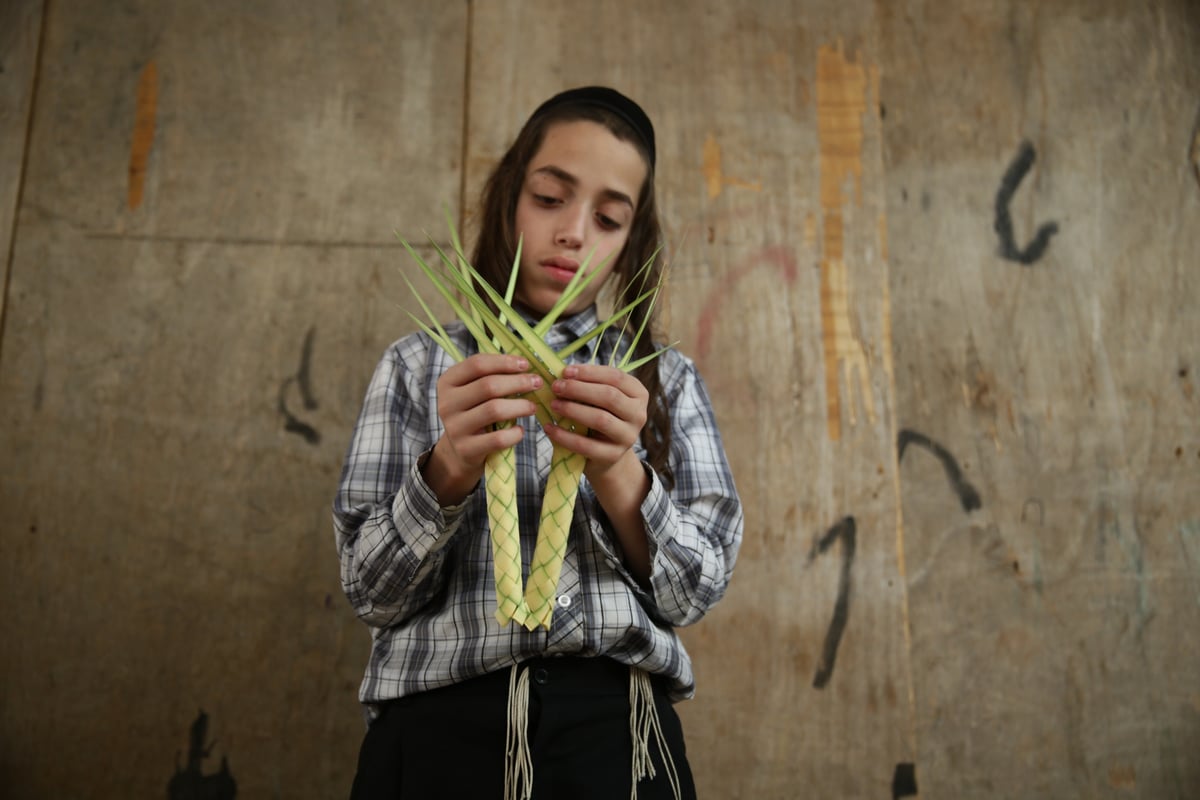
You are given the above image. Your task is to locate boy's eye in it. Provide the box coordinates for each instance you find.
[596,213,621,230]
[534,193,561,206]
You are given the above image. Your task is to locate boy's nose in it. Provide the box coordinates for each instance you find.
[554,209,586,248]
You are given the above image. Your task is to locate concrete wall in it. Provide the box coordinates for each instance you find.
[1,1,1196,797]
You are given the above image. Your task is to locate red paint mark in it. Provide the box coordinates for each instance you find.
[128,61,158,210]
[696,245,798,362]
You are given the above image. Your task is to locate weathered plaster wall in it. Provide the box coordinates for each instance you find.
[0,1,1196,797]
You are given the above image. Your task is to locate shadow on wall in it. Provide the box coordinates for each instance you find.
[168,711,237,800]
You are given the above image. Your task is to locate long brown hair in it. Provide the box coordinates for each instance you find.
[471,102,674,489]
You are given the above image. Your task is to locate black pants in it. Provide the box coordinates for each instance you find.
[349,657,697,799]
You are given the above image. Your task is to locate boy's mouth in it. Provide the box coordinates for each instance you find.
[541,257,580,284]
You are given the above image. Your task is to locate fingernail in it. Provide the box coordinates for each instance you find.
[562,366,578,378]
[515,358,529,370]
[529,375,542,388]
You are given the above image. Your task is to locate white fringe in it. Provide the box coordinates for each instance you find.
[503,662,680,800]
[504,665,533,800]
[629,667,681,800]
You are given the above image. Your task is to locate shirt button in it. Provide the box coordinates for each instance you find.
[556,594,572,609]
[532,668,549,685]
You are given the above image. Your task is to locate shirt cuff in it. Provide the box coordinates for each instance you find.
[586,461,672,601]
[391,449,468,559]
[639,461,677,558]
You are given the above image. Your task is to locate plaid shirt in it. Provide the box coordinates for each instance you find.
[333,306,743,713]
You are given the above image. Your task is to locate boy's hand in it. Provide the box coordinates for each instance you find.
[424,354,541,506]
[548,363,654,584]
[546,364,648,477]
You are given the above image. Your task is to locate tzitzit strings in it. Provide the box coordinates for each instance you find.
[501,664,681,800]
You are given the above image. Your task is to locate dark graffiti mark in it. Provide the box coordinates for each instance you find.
[168,710,237,800]
[809,516,856,690]
[897,429,982,512]
[279,325,320,444]
[1190,105,1200,190]
[892,762,918,799]
[279,378,319,443]
[296,325,318,410]
[994,140,1059,265]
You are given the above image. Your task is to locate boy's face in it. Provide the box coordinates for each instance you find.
[513,120,648,317]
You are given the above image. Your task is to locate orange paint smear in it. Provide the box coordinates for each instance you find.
[702,134,723,199]
[1108,764,1136,789]
[878,213,889,263]
[816,41,873,441]
[702,133,763,201]
[128,61,158,210]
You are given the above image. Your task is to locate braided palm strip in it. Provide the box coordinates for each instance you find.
[485,443,530,627]
[522,445,587,629]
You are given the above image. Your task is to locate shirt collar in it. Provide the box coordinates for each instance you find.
[518,305,602,361]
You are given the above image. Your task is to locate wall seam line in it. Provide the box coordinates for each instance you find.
[456,0,474,234]
[0,0,51,366]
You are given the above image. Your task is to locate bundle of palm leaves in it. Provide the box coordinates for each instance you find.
[398,213,669,629]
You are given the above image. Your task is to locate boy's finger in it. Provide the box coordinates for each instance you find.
[445,354,530,385]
